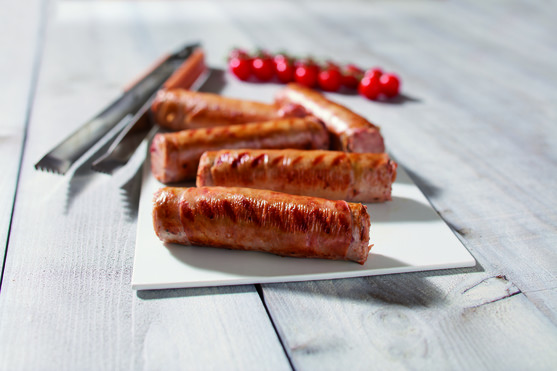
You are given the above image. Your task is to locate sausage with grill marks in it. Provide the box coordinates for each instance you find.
[151,89,282,131]
[275,83,385,153]
[150,118,329,183]
[197,149,397,203]
[153,186,372,264]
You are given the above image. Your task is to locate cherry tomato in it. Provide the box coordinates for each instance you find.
[324,60,340,70]
[294,60,319,88]
[345,64,363,74]
[342,64,364,90]
[273,52,290,65]
[251,55,274,81]
[364,67,383,80]
[229,56,252,81]
[228,48,250,60]
[318,67,342,92]
[275,61,295,83]
[272,53,295,83]
[379,73,401,98]
[358,74,381,100]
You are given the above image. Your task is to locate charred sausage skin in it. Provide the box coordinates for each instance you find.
[151,89,282,131]
[275,83,385,153]
[150,118,329,184]
[153,186,371,264]
[197,149,397,202]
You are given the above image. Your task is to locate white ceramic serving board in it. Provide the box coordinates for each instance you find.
[131,72,475,290]
[131,163,475,290]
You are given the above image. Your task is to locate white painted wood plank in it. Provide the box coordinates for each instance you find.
[263,273,557,370]
[235,0,557,368]
[0,3,290,370]
[1,0,556,369]
[351,0,557,294]
[0,0,44,273]
[526,287,557,326]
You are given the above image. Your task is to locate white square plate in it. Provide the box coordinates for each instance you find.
[131,74,475,290]
[131,162,475,290]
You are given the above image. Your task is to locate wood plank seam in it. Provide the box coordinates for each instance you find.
[0,0,50,290]
[255,284,296,371]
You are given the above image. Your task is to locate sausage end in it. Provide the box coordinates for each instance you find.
[345,127,385,153]
[152,187,190,245]
[196,151,216,187]
[346,203,372,264]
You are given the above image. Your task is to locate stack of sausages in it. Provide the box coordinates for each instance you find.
[151,82,397,264]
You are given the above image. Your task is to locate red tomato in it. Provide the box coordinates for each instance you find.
[345,64,364,74]
[318,67,342,92]
[275,61,295,83]
[294,60,319,88]
[272,53,295,83]
[228,48,250,60]
[273,53,290,65]
[229,56,252,81]
[324,60,340,70]
[358,74,381,100]
[364,67,383,80]
[379,73,401,97]
[342,64,364,89]
[251,56,274,81]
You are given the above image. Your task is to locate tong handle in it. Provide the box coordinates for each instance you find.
[34,43,200,174]
[91,47,208,174]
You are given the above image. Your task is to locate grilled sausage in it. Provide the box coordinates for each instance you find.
[150,118,329,183]
[197,149,397,202]
[153,186,372,264]
[275,83,385,153]
[151,89,282,131]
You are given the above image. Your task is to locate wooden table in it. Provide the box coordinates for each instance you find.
[1,0,556,369]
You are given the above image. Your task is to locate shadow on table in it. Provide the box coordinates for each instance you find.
[334,89,421,105]
[136,258,483,302]
[137,283,254,300]
[263,262,484,308]
[198,67,227,94]
[118,166,142,221]
[63,134,119,214]
[379,92,421,105]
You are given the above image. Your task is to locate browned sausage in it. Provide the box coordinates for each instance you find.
[150,118,329,183]
[275,83,385,153]
[197,149,397,202]
[151,89,282,131]
[153,186,371,264]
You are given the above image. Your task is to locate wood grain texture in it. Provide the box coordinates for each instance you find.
[263,273,557,370]
[1,0,556,369]
[0,3,290,370]
[0,0,44,274]
[224,0,557,368]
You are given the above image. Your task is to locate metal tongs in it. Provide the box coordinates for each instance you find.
[34,42,206,175]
